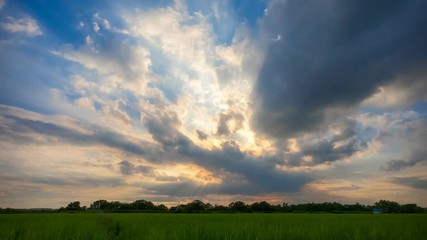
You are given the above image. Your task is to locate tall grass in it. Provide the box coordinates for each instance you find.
[0,213,425,239]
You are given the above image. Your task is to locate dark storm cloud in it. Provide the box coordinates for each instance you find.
[286,137,366,166]
[141,109,313,194]
[143,181,256,196]
[142,109,191,150]
[281,120,367,166]
[1,104,312,195]
[145,175,308,197]
[391,176,427,190]
[253,0,427,138]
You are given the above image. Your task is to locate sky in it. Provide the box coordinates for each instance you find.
[0,0,426,208]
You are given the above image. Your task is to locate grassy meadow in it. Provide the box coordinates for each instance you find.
[1,213,426,240]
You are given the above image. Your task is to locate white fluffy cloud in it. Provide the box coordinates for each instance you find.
[55,1,261,152]
[2,17,42,36]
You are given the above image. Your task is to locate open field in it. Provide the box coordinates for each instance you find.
[1,213,426,240]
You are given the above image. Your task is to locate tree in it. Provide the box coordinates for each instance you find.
[186,200,207,212]
[212,204,228,212]
[110,201,122,210]
[155,204,168,212]
[281,202,290,212]
[66,201,81,211]
[229,201,247,212]
[205,203,213,211]
[374,200,400,213]
[171,204,187,213]
[132,199,155,210]
[400,204,423,213]
[90,200,109,210]
[250,201,273,212]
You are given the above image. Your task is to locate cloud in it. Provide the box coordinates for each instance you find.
[2,17,42,36]
[266,119,369,167]
[216,110,244,136]
[93,13,111,30]
[55,39,151,86]
[380,116,427,171]
[363,71,427,108]
[101,99,132,127]
[285,136,366,167]
[383,148,427,171]
[0,156,125,188]
[121,2,255,104]
[54,1,258,149]
[1,104,312,195]
[140,105,313,194]
[0,105,152,156]
[119,160,154,176]
[53,17,151,93]
[272,34,281,41]
[117,160,181,183]
[92,22,100,33]
[252,0,427,139]
[352,110,427,172]
[119,160,135,175]
[195,129,208,140]
[74,97,96,111]
[391,176,427,190]
[0,171,125,188]
[3,0,427,207]
[145,179,302,196]
[0,0,5,10]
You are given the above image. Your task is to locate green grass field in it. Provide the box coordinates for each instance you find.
[1,213,426,240]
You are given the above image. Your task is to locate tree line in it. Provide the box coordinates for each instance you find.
[52,199,426,214]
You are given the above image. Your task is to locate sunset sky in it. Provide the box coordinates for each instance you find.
[1,0,426,208]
